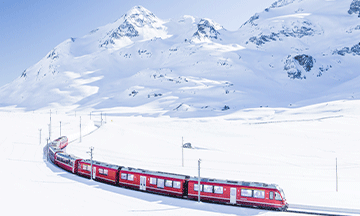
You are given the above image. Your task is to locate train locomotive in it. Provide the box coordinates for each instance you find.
[47,136,288,211]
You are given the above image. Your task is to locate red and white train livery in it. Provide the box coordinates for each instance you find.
[47,136,288,211]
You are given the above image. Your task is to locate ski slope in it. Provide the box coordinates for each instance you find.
[1,99,360,215]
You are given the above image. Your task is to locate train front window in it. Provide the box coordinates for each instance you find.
[275,192,282,201]
[280,189,286,199]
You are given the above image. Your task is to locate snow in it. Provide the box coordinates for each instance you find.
[1,99,360,215]
[1,1,360,215]
[1,1,360,113]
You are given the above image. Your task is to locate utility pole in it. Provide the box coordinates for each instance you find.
[60,121,61,137]
[39,129,42,145]
[198,158,201,202]
[46,138,49,162]
[87,147,94,180]
[48,124,51,142]
[79,116,82,143]
[49,110,52,140]
[182,137,184,167]
[336,158,338,192]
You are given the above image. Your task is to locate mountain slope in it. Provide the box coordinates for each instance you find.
[0,1,359,116]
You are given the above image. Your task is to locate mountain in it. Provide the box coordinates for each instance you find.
[0,1,359,117]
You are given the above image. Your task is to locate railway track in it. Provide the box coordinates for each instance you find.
[52,133,359,216]
[287,204,360,216]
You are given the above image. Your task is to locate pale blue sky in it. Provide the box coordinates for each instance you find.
[0,0,274,87]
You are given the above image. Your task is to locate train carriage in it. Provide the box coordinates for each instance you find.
[54,152,82,174]
[77,159,122,184]
[48,144,63,163]
[52,136,68,149]
[187,178,288,210]
[46,135,289,212]
[119,167,190,197]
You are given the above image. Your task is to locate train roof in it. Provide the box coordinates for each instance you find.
[48,144,62,152]
[189,177,279,189]
[122,167,190,180]
[57,152,81,160]
[54,136,67,141]
[81,159,121,170]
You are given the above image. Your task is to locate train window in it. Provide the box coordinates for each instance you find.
[99,168,108,176]
[194,184,203,192]
[269,191,274,200]
[241,189,253,197]
[157,179,165,188]
[150,177,157,185]
[214,186,223,194]
[121,173,127,180]
[173,181,181,189]
[127,174,134,181]
[275,192,282,201]
[83,164,90,171]
[78,164,81,170]
[253,190,265,199]
[165,180,173,188]
[203,185,213,193]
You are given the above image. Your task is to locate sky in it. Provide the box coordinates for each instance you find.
[0,0,275,87]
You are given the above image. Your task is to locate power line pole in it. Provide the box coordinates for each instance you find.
[46,138,49,162]
[198,158,201,202]
[336,157,338,192]
[39,129,42,145]
[48,124,51,142]
[87,147,94,180]
[59,121,61,137]
[49,110,52,140]
[79,116,82,143]
[182,137,184,167]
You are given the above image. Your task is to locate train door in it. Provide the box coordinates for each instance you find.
[230,187,237,204]
[93,167,96,179]
[72,159,75,173]
[140,176,146,191]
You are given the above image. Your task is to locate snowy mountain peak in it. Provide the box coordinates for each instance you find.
[266,0,303,11]
[348,0,360,17]
[192,18,223,41]
[99,6,168,48]
[123,5,159,27]
[1,1,360,115]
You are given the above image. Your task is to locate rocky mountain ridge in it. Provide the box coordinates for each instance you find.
[1,0,359,117]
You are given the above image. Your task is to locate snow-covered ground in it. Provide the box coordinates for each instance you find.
[1,99,359,215]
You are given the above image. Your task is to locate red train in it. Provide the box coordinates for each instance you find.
[47,136,288,211]
[52,136,68,149]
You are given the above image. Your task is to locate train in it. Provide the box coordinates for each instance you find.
[47,136,288,211]
[51,136,68,149]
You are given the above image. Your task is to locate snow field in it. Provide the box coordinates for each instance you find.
[1,100,359,215]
